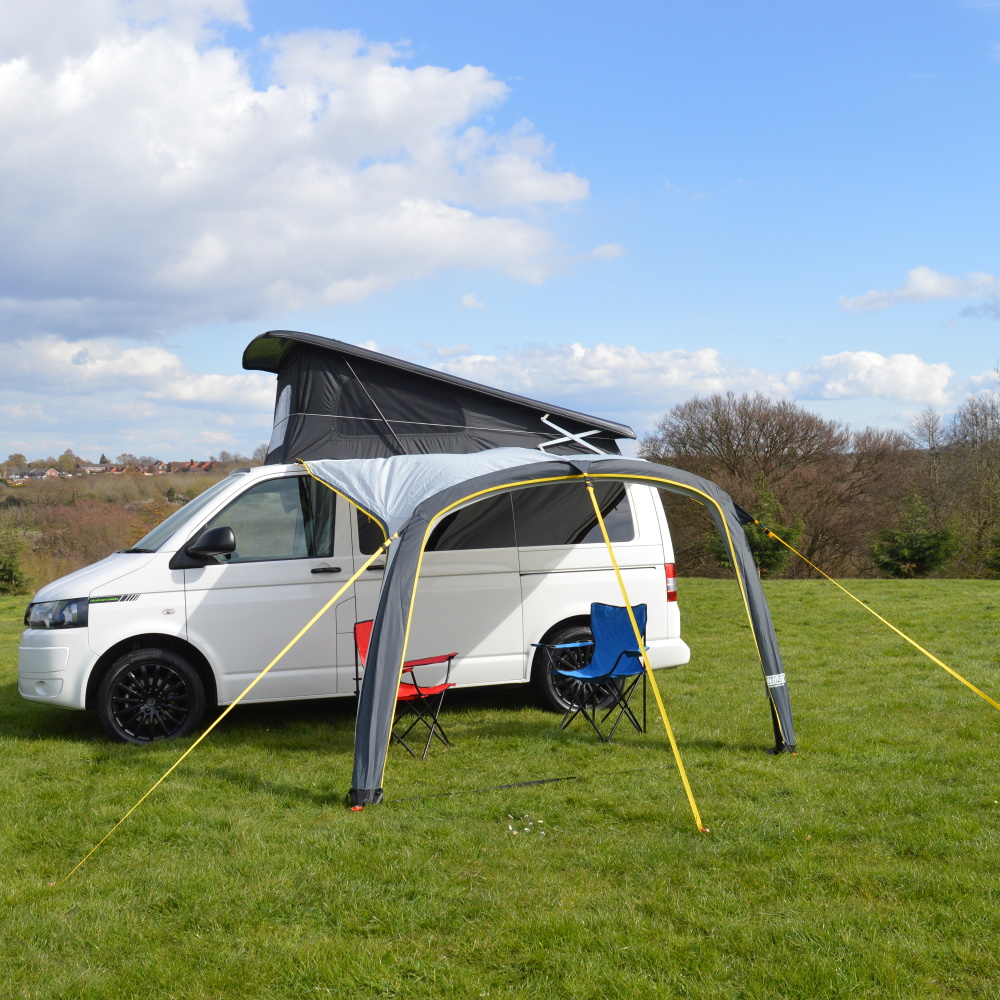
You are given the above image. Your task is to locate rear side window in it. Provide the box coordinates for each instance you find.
[415,482,634,552]
[426,494,516,551]
[204,477,335,562]
[512,482,634,546]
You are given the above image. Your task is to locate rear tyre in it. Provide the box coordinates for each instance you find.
[97,648,206,744]
[531,622,617,713]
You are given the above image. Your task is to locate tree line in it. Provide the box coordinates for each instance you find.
[0,451,268,595]
[639,387,1000,580]
[3,388,998,596]
[3,445,268,475]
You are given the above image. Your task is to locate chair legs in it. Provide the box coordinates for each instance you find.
[559,673,646,742]
[393,689,452,760]
[599,673,646,739]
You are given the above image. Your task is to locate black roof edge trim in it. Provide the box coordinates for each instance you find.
[242,329,636,441]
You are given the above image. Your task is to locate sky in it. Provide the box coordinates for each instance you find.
[1,0,998,462]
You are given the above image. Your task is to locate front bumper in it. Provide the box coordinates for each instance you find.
[18,628,94,709]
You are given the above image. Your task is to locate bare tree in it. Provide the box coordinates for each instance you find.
[939,382,1000,572]
[641,392,912,577]
[643,391,850,485]
[910,406,944,522]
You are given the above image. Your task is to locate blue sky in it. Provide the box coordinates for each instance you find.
[1,0,998,461]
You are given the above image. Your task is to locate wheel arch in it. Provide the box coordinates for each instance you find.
[85,634,218,711]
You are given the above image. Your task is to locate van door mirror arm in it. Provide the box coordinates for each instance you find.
[168,526,237,569]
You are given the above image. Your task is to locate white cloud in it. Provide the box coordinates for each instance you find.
[0,3,590,341]
[0,335,274,458]
[839,266,999,312]
[460,292,486,310]
[431,342,958,423]
[590,243,626,260]
[967,368,1000,389]
[430,342,472,357]
[436,342,808,406]
[1,334,960,459]
[810,351,953,405]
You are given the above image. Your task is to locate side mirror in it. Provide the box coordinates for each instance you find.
[187,525,236,558]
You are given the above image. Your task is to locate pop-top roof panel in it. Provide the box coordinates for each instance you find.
[244,329,634,440]
[243,329,635,461]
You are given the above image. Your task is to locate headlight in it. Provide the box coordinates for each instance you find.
[24,598,90,630]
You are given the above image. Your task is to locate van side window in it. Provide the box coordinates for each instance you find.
[512,483,634,546]
[425,494,516,551]
[357,510,387,555]
[204,477,335,562]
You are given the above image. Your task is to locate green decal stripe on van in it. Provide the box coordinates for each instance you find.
[89,595,140,604]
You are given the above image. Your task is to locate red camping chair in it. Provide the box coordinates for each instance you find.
[353,620,457,760]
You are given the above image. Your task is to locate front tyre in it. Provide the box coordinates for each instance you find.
[98,648,206,744]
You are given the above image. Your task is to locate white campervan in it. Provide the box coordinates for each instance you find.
[18,464,689,742]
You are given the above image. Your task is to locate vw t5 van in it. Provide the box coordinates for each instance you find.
[18,465,689,742]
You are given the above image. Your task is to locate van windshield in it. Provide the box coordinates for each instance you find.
[128,477,239,552]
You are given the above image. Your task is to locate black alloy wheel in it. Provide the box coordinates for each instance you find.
[98,648,206,744]
[531,622,618,713]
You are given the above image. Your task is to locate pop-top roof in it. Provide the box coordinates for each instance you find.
[243,330,635,462]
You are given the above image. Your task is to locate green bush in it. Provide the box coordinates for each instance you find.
[0,529,29,595]
[871,491,956,578]
[708,486,803,578]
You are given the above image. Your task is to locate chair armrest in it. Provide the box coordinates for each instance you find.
[403,653,457,668]
[401,651,458,687]
[531,641,594,650]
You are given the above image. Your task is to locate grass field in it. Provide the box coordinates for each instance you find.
[3,578,1000,999]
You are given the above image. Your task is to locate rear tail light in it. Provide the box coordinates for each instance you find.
[665,563,678,602]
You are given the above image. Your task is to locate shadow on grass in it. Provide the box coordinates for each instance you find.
[3,677,775,767]
[0,682,102,742]
[0,686,361,747]
[198,765,349,807]
[443,683,538,713]
[207,695,357,737]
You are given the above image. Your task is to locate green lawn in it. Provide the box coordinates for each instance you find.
[2,578,1000,999]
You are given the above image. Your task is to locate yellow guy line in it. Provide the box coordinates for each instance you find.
[765,528,1000,714]
[61,542,390,884]
[584,482,708,834]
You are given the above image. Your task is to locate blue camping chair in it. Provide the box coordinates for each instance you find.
[534,603,648,742]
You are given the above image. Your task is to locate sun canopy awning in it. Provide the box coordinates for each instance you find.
[302,448,796,806]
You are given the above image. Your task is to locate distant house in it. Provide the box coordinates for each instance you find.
[166,461,216,473]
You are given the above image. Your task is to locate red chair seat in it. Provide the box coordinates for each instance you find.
[353,620,457,759]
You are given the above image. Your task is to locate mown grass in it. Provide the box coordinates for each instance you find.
[2,578,1000,998]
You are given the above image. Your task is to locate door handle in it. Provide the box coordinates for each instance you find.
[366,564,385,572]
[311,566,342,574]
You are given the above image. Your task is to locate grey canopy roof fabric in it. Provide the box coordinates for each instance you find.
[244,330,635,462]
[302,448,796,807]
